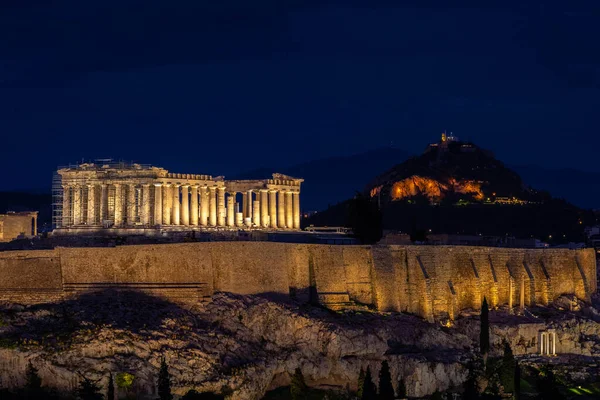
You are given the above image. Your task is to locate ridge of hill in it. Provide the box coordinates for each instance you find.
[305,139,597,243]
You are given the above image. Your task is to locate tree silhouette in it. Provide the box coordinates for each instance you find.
[514,361,521,400]
[536,366,563,400]
[361,366,377,400]
[463,362,479,400]
[181,390,224,400]
[397,378,407,398]
[480,297,490,356]
[499,341,515,394]
[24,361,43,399]
[357,367,365,399]
[76,375,103,400]
[107,373,115,400]
[290,368,308,400]
[158,357,173,400]
[378,361,394,400]
[347,193,383,244]
[430,391,443,400]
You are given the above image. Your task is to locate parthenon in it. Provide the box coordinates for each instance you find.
[55,162,303,233]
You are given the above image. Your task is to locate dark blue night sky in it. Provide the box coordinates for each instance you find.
[1,1,599,192]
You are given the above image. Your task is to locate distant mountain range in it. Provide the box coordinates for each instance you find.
[301,141,596,242]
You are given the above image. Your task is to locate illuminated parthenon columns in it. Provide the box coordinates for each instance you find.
[56,163,303,232]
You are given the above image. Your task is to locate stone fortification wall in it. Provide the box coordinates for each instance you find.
[0,244,595,321]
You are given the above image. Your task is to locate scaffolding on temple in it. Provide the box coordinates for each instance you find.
[51,170,63,230]
[51,159,154,230]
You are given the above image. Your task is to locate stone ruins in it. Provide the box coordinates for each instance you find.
[55,162,303,234]
[0,211,38,242]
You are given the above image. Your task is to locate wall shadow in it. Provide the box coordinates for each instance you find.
[0,289,211,350]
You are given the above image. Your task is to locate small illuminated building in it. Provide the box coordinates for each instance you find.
[0,211,38,242]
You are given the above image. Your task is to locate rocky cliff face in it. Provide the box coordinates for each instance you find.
[1,291,599,399]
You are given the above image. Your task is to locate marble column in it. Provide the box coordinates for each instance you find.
[217,187,226,226]
[227,193,235,227]
[62,185,71,227]
[242,192,248,219]
[154,184,162,225]
[209,187,217,226]
[246,190,253,221]
[190,185,199,226]
[285,191,293,229]
[253,199,260,227]
[260,190,269,227]
[87,184,96,225]
[278,191,286,228]
[163,184,172,225]
[200,186,209,226]
[292,192,300,229]
[181,185,190,225]
[172,184,180,225]
[127,184,136,225]
[114,184,123,227]
[540,333,545,355]
[269,190,277,228]
[236,211,244,227]
[142,184,151,225]
[73,185,82,225]
[100,184,108,225]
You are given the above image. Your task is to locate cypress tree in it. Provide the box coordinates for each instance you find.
[348,193,383,244]
[76,376,103,400]
[397,378,407,399]
[158,357,173,400]
[536,365,563,400]
[25,362,42,392]
[378,361,394,400]
[361,366,377,400]
[514,361,521,400]
[480,297,490,356]
[430,391,443,400]
[357,367,365,399]
[107,373,115,400]
[499,341,516,394]
[24,361,43,399]
[290,368,308,400]
[463,362,479,400]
